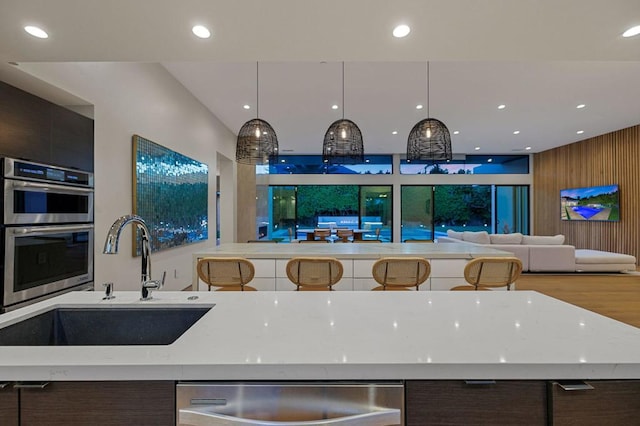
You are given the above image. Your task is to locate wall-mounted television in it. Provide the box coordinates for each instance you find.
[560,184,620,221]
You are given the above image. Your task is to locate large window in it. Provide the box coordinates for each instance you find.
[434,185,492,234]
[401,184,530,241]
[265,185,392,240]
[400,155,529,175]
[258,155,393,175]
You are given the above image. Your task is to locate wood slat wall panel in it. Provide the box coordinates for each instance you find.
[533,125,639,264]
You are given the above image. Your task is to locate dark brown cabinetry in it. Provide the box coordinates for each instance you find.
[549,380,640,426]
[0,81,94,171]
[406,380,547,426]
[0,384,19,426]
[4,381,174,426]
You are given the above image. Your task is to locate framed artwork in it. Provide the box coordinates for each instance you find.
[132,134,208,254]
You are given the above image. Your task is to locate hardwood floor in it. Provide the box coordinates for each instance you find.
[516,271,640,328]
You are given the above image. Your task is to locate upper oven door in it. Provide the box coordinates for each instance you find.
[3,179,94,225]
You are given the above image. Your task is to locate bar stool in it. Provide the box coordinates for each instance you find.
[450,257,522,291]
[197,257,257,291]
[371,257,431,291]
[285,257,343,291]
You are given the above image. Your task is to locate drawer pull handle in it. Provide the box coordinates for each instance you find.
[13,382,50,389]
[464,380,496,385]
[556,380,594,391]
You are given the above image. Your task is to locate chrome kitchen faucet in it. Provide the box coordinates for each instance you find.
[103,215,165,300]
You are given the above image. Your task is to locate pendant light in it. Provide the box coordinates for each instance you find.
[236,62,279,165]
[322,62,364,164]
[406,62,452,162]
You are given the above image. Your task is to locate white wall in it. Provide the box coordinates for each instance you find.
[18,62,237,291]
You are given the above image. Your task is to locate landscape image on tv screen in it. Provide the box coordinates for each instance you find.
[560,184,620,221]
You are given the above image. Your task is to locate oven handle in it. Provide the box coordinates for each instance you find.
[11,224,94,235]
[10,180,94,194]
[179,407,401,425]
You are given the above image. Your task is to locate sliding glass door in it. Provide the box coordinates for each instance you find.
[401,186,434,241]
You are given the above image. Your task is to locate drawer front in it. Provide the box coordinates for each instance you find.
[549,380,640,426]
[406,380,547,426]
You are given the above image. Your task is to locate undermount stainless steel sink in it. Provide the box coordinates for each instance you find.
[0,306,212,346]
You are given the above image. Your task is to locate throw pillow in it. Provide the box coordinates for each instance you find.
[521,235,565,245]
[489,233,523,244]
[446,230,464,240]
[462,231,491,244]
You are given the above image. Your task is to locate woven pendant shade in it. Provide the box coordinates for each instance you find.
[406,118,452,161]
[322,62,364,164]
[406,62,452,162]
[236,118,279,164]
[322,119,364,164]
[236,63,279,165]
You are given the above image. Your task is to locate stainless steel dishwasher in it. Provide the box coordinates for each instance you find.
[176,381,404,425]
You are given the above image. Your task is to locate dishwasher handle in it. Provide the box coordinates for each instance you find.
[179,406,401,426]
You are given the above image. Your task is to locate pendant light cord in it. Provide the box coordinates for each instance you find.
[256,62,259,119]
[342,62,345,120]
[426,61,430,119]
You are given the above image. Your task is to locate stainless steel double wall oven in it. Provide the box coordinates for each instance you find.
[1,158,94,311]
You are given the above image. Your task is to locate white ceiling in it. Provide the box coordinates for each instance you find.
[1,0,640,155]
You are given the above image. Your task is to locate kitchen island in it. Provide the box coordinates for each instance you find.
[1,290,639,425]
[1,290,639,381]
[192,242,513,291]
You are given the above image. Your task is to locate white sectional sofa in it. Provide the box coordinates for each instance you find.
[437,230,636,273]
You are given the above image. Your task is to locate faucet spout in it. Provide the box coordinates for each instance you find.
[103,214,157,299]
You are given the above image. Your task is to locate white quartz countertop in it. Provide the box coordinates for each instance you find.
[0,290,639,381]
[193,242,510,259]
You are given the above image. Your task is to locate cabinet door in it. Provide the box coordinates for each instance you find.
[20,381,175,426]
[0,384,19,426]
[0,81,51,164]
[50,106,94,172]
[549,380,640,425]
[406,380,547,426]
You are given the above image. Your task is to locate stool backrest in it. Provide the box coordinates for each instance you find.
[197,257,255,290]
[286,257,343,290]
[372,257,431,290]
[464,257,523,290]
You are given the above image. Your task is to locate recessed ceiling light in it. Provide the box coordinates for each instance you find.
[474,147,481,151]
[525,146,532,150]
[331,104,339,110]
[498,104,506,110]
[416,104,423,110]
[576,104,586,109]
[577,130,584,134]
[243,104,250,110]
[453,131,460,135]
[24,25,48,39]
[513,130,520,135]
[392,24,411,38]
[622,25,640,38]
[392,131,398,135]
[192,25,211,39]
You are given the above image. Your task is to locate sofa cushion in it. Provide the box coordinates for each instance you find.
[462,231,490,244]
[574,249,637,265]
[490,233,523,244]
[446,230,464,240]
[521,235,565,245]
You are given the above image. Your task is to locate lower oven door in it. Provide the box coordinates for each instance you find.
[3,224,94,308]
